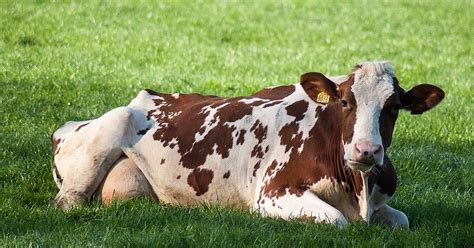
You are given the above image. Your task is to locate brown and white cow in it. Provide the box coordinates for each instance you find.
[51,62,444,228]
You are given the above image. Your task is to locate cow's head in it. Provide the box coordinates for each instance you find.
[301,62,444,172]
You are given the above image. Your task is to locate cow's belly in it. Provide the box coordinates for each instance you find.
[124,133,255,208]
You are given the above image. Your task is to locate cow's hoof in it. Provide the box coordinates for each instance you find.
[371,205,409,229]
[53,190,88,210]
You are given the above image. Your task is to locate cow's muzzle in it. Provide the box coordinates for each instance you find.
[347,141,383,172]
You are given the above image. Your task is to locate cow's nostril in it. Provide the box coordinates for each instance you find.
[363,151,368,156]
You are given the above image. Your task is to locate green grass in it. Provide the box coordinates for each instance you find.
[1,0,473,246]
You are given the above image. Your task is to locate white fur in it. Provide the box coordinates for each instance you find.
[257,190,348,227]
[344,62,395,165]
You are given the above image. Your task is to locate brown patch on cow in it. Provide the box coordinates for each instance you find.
[251,144,265,159]
[285,100,308,121]
[338,75,357,145]
[253,161,261,177]
[366,157,397,196]
[236,129,246,145]
[262,100,283,108]
[52,138,61,155]
[379,77,404,149]
[278,122,303,153]
[187,168,214,196]
[250,120,268,144]
[150,92,221,150]
[150,92,260,169]
[252,85,295,100]
[75,122,90,132]
[160,158,165,165]
[137,128,150,135]
[177,175,181,179]
[223,171,230,179]
[249,120,268,158]
[264,160,278,177]
[149,84,295,170]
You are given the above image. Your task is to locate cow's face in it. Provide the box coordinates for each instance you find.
[301,62,444,172]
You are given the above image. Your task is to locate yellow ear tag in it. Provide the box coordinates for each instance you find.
[316,92,330,104]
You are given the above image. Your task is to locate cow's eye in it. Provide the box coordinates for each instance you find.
[341,100,348,108]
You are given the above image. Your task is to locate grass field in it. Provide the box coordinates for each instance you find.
[1,0,473,246]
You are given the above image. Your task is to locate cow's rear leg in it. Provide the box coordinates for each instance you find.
[97,157,156,205]
[371,204,409,229]
[255,191,348,228]
[53,107,139,210]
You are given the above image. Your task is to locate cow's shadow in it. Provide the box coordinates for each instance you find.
[387,136,473,228]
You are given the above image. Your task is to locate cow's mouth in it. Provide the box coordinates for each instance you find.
[346,160,374,172]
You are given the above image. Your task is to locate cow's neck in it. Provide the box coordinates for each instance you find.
[311,101,369,220]
[312,102,364,188]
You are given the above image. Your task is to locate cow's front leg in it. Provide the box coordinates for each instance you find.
[255,191,348,227]
[371,204,409,229]
[53,107,140,210]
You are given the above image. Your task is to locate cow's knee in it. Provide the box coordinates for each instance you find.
[54,189,88,210]
[52,107,140,209]
[98,157,156,205]
[372,204,409,229]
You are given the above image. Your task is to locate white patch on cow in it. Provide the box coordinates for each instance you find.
[357,176,393,223]
[128,90,162,112]
[358,173,371,222]
[238,98,266,105]
[257,190,348,227]
[193,103,230,145]
[345,62,395,165]
[171,93,180,99]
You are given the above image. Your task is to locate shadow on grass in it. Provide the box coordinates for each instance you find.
[389,137,473,228]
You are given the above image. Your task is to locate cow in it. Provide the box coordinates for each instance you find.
[51,61,444,228]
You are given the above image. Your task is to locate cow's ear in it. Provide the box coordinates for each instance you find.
[300,72,339,104]
[401,84,444,115]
